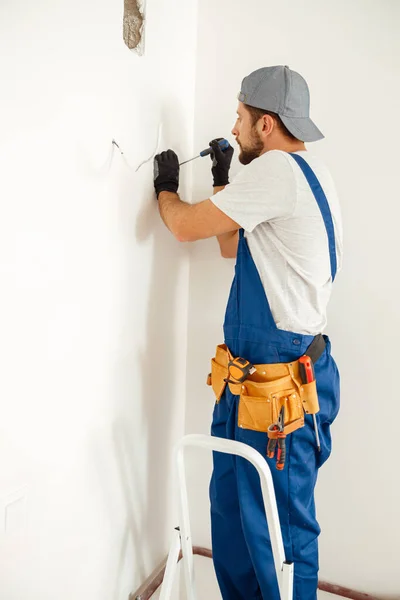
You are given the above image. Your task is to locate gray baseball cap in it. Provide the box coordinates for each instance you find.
[238,66,324,142]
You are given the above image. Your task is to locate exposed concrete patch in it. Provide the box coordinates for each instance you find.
[124,0,145,55]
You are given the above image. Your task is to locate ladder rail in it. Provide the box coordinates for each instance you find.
[172,434,293,600]
[159,528,181,600]
[176,441,197,600]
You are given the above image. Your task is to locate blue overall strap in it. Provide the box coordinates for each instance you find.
[289,153,337,281]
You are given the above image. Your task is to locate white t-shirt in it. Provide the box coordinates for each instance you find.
[211,150,343,335]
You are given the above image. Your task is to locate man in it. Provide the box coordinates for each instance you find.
[154,66,342,600]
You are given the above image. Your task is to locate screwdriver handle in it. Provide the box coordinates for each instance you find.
[276,434,286,470]
[267,437,277,459]
[199,138,230,157]
[298,355,315,384]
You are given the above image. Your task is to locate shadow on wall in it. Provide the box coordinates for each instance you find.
[112,419,147,599]
[136,219,181,552]
[136,97,187,561]
[111,98,189,591]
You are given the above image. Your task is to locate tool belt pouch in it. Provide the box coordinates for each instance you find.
[207,345,320,435]
[206,344,230,403]
[239,375,305,435]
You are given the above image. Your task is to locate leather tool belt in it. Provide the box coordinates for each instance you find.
[207,335,326,437]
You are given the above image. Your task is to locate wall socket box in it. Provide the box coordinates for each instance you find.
[0,487,28,538]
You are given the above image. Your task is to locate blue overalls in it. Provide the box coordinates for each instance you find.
[210,154,340,600]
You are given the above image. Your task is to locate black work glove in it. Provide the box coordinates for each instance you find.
[209,138,234,187]
[153,150,180,199]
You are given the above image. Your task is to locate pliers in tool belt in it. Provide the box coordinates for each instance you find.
[267,406,286,470]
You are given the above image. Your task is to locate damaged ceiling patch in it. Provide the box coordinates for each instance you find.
[124,0,145,55]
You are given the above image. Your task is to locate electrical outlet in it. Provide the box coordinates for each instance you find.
[1,487,28,537]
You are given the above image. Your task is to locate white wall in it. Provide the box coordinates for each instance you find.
[185,0,400,597]
[0,1,197,599]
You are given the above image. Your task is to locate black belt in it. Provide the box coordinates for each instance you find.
[305,334,326,364]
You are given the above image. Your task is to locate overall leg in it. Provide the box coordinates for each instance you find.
[210,389,262,600]
[235,419,320,599]
[235,353,340,600]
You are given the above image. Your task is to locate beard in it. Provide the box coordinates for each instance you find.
[238,127,264,165]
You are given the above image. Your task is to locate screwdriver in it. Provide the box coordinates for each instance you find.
[179,138,230,166]
[298,355,321,452]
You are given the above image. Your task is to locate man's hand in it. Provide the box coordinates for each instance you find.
[209,138,234,187]
[154,150,180,199]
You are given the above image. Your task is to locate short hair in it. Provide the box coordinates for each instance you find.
[244,104,298,141]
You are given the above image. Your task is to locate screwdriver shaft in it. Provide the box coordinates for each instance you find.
[179,155,200,166]
[313,414,321,452]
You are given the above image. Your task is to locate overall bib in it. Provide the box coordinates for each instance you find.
[209,154,340,600]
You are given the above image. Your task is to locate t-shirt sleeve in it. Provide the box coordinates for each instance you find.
[210,150,297,232]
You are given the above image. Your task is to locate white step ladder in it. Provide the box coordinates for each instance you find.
[160,434,294,600]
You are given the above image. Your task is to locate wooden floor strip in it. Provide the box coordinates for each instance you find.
[130,546,381,600]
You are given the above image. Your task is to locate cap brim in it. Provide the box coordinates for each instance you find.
[280,115,324,142]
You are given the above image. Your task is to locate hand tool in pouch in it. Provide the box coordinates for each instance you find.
[267,406,287,470]
[225,356,256,385]
[298,355,321,452]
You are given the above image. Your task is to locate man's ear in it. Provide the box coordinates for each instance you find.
[262,114,275,134]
